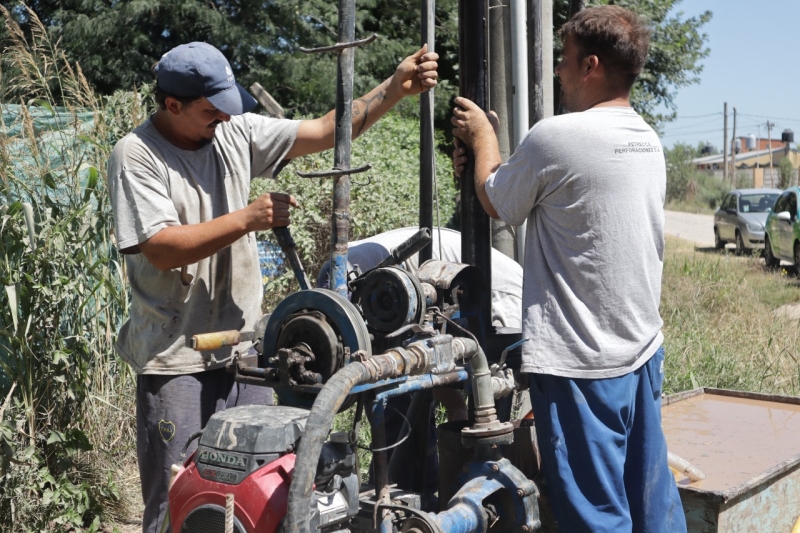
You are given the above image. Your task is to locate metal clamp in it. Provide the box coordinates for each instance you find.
[295,163,372,179]
[300,33,378,54]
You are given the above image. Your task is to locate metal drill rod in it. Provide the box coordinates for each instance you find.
[272,227,311,290]
[330,0,357,298]
[419,0,436,263]
[458,0,493,341]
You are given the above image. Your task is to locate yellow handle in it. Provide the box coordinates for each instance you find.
[191,330,243,351]
[791,515,800,533]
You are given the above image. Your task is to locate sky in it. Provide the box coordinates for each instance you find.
[658,0,800,151]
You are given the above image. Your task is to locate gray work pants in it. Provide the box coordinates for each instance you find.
[136,368,273,533]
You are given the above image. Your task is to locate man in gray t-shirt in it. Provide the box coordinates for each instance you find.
[107,42,438,533]
[451,6,685,533]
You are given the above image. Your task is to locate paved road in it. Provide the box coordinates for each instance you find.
[664,210,714,247]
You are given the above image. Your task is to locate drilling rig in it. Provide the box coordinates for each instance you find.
[167,2,545,532]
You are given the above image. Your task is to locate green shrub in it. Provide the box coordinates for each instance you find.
[665,143,729,213]
[695,171,729,209]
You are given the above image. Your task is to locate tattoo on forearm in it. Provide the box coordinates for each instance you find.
[353,90,386,136]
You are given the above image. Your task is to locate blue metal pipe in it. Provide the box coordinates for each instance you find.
[430,477,505,532]
[374,371,469,404]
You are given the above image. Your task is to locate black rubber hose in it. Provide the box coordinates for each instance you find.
[284,361,373,533]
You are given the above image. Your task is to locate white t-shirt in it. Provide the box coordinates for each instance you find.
[486,107,665,379]
[108,114,300,374]
[342,227,523,329]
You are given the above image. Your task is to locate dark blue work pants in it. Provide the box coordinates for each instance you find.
[528,347,686,533]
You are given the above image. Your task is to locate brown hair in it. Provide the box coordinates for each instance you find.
[560,5,650,90]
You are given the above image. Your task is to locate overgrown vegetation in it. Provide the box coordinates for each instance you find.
[665,142,728,213]
[662,237,800,395]
[0,6,144,530]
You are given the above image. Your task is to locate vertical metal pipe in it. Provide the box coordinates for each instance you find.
[529,0,544,125]
[522,0,552,265]
[331,0,356,297]
[510,0,529,147]
[367,394,391,506]
[419,0,435,263]
[489,0,517,261]
[510,0,529,266]
[459,0,492,339]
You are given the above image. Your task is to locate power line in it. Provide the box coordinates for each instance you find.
[663,117,722,132]
[671,112,723,120]
[661,127,725,138]
[739,112,800,124]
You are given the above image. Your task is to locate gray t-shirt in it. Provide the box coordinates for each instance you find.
[108,114,300,374]
[486,107,665,379]
[340,227,523,329]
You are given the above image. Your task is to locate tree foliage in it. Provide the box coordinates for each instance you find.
[3,0,709,131]
[2,0,459,120]
[554,0,712,128]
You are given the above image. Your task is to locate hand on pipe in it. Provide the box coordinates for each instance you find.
[245,192,298,231]
[394,44,439,96]
[451,97,499,177]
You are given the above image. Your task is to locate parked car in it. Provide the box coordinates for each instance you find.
[714,188,781,254]
[764,187,800,268]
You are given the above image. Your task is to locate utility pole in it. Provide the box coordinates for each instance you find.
[757,124,761,170]
[730,107,737,184]
[723,102,728,184]
[766,121,776,187]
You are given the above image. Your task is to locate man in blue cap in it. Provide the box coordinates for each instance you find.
[107,41,438,532]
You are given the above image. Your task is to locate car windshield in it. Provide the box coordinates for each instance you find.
[739,193,780,213]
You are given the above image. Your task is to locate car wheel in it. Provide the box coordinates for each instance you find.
[765,235,780,269]
[735,231,749,256]
[714,227,725,249]
[795,243,800,275]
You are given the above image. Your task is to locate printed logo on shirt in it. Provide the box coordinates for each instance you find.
[158,420,176,443]
[614,141,662,155]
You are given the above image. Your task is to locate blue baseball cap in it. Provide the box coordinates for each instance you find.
[154,42,257,116]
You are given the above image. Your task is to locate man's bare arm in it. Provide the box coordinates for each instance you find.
[287,45,439,159]
[451,97,503,219]
[137,193,297,271]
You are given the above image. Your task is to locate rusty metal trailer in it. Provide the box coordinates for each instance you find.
[663,388,800,532]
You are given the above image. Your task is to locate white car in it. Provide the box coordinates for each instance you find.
[714,188,782,254]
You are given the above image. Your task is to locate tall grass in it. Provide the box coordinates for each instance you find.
[662,237,800,395]
[0,6,144,530]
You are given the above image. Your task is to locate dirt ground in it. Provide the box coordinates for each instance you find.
[664,210,714,248]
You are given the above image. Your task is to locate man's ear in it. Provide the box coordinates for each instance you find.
[583,54,600,79]
[164,97,183,116]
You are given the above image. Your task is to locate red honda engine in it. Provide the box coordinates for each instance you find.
[169,405,359,533]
